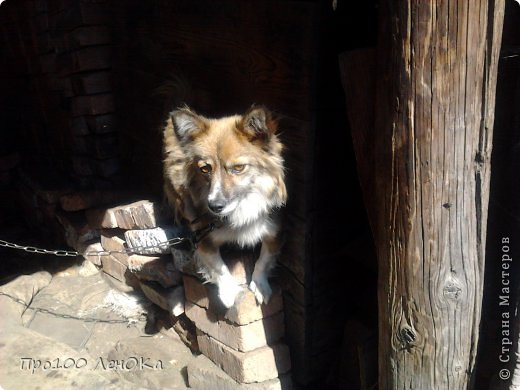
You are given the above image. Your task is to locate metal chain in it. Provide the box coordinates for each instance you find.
[0,237,190,258]
[0,292,135,324]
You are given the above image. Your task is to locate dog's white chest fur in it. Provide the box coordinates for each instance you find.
[211,216,277,248]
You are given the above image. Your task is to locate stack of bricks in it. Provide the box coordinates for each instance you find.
[183,266,292,389]
[33,0,119,189]
[84,199,185,317]
[13,165,185,319]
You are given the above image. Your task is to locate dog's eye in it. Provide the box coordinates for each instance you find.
[199,164,212,174]
[231,164,246,174]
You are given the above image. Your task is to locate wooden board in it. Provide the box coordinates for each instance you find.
[342,1,505,388]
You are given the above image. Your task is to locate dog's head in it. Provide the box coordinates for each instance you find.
[170,105,287,227]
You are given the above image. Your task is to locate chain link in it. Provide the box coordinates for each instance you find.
[0,237,190,258]
[0,292,134,324]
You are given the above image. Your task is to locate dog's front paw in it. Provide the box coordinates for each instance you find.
[217,276,241,309]
[249,277,272,305]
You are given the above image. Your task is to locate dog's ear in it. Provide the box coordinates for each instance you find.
[239,105,278,142]
[170,107,205,141]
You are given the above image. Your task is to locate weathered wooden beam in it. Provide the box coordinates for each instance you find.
[342,0,505,388]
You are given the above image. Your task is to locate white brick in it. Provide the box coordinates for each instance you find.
[124,227,172,255]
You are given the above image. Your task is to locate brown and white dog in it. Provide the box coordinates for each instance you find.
[162,105,287,308]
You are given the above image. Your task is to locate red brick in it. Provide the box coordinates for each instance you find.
[70,93,114,116]
[53,35,68,55]
[94,157,120,177]
[71,135,91,154]
[72,156,94,176]
[101,254,139,288]
[140,281,185,316]
[86,113,117,134]
[70,46,111,73]
[35,13,49,33]
[71,134,118,159]
[127,254,182,288]
[34,0,48,14]
[183,275,211,308]
[47,0,73,13]
[69,25,111,48]
[100,230,128,263]
[36,32,54,54]
[87,200,160,229]
[197,333,291,384]
[62,77,73,97]
[112,200,158,229]
[43,74,64,92]
[71,71,111,95]
[92,134,119,158]
[51,2,111,30]
[187,354,292,390]
[40,52,56,74]
[71,116,90,135]
[86,207,118,229]
[186,302,285,352]
[183,275,283,325]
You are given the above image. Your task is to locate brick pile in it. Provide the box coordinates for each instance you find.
[87,197,294,388]
[14,169,183,314]
[14,167,293,388]
[84,199,185,317]
[184,271,292,388]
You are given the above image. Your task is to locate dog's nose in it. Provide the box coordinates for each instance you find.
[208,202,225,214]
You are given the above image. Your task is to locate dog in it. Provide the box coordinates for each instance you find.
[162,105,287,308]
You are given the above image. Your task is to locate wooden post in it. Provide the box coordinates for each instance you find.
[342,0,505,388]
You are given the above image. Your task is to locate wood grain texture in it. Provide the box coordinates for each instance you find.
[375,1,505,388]
[344,0,505,388]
